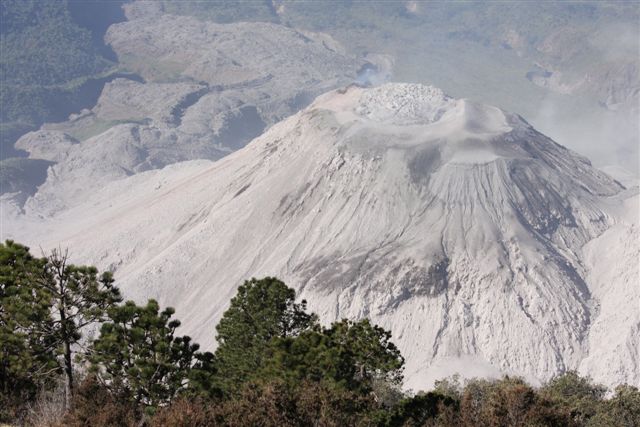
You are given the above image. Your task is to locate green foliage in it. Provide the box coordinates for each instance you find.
[87,299,213,412]
[264,318,404,392]
[543,371,607,401]
[213,277,317,393]
[382,391,458,427]
[327,318,404,386]
[0,121,35,158]
[0,3,108,88]
[433,374,463,400]
[0,240,122,417]
[1,248,638,427]
[185,349,221,400]
[541,371,607,424]
[0,0,114,85]
[0,240,58,421]
[38,248,122,405]
[0,0,121,150]
[587,385,640,427]
[263,328,351,387]
[0,84,58,129]
[40,248,122,339]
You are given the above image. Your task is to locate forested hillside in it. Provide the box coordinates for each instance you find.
[0,0,125,158]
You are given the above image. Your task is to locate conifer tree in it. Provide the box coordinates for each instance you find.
[0,241,58,419]
[88,299,211,411]
[36,248,122,407]
[264,318,404,391]
[327,318,404,387]
[213,277,317,394]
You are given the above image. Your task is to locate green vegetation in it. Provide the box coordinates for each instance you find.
[87,300,210,412]
[264,318,404,393]
[1,240,639,426]
[0,0,125,157]
[36,247,122,406]
[0,241,121,417]
[0,1,110,88]
[213,277,317,394]
[216,278,316,393]
[0,240,59,420]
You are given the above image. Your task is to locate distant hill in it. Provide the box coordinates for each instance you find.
[0,0,126,158]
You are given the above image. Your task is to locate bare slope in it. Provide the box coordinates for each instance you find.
[4,83,638,389]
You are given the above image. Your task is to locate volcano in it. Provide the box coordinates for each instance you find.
[5,83,638,388]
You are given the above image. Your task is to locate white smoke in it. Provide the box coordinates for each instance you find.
[529,94,639,181]
[355,63,390,87]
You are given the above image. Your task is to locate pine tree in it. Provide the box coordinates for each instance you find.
[34,248,122,408]
[327,318,405,387]
[264,318,404,391]
[87,299,211,412]
[0,240,58,419]
[213,277,317,394]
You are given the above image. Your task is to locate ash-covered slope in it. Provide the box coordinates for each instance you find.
[6,83,638,388]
